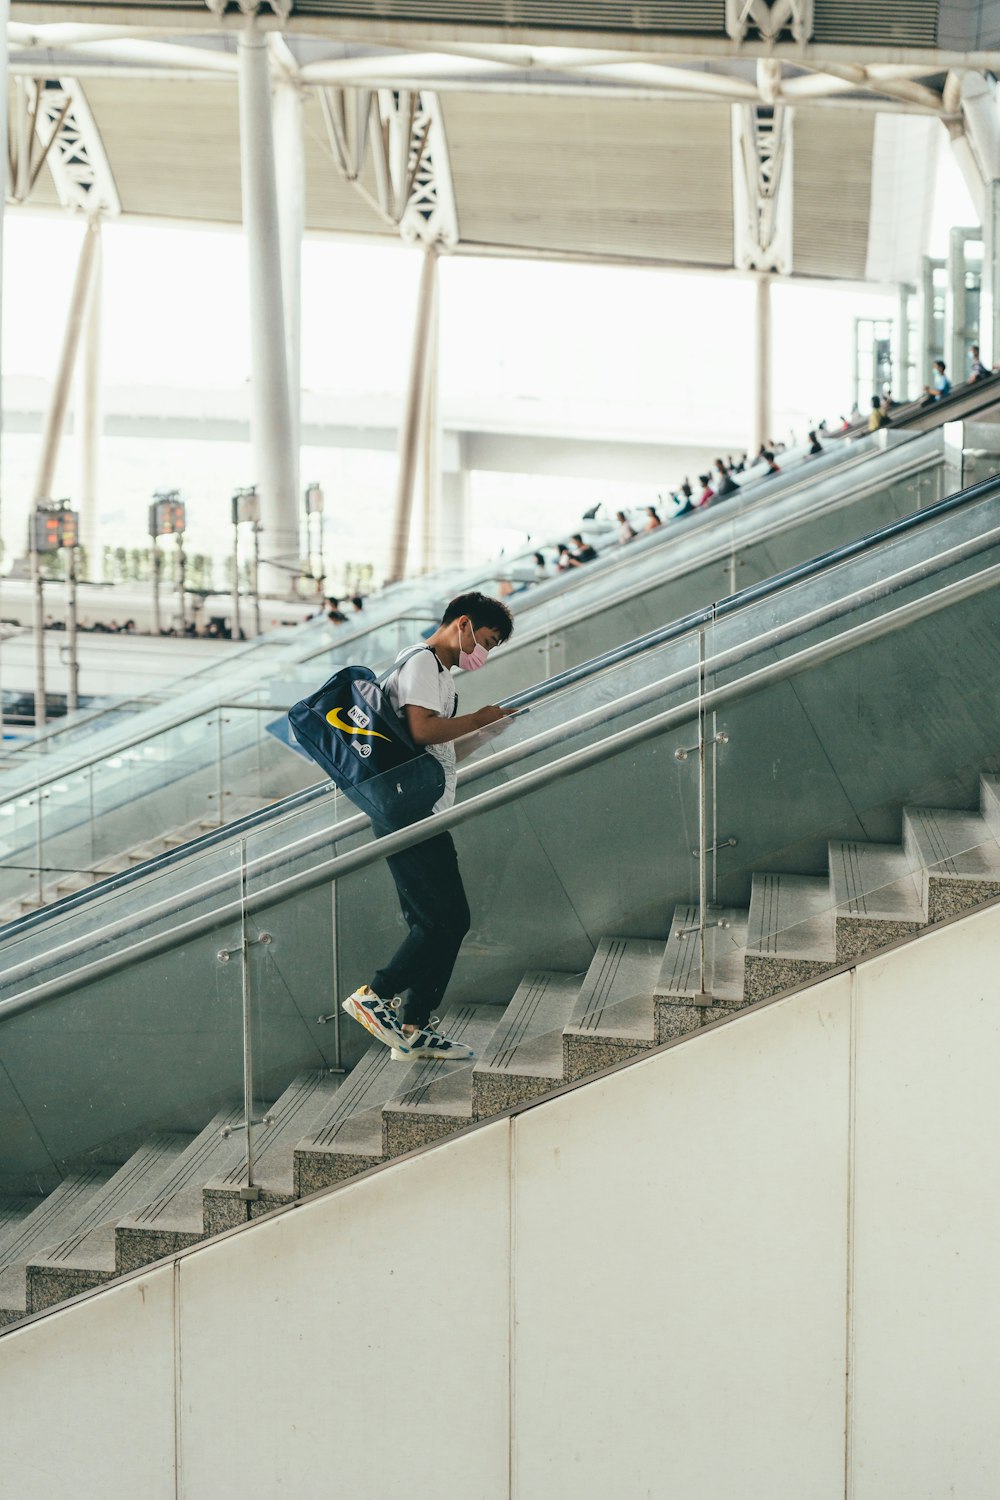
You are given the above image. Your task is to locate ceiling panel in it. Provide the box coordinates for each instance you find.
[443,92,734,265]
[792,109,874,280]
[45,79,395,237]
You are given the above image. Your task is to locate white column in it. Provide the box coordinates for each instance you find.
[0,0,10,733]
[980,180,1000,370]
[944,227,972,383]
[438,464,471,569]
[895,284,912,402]
[34,218,102,505]
[274,80,304,511]
[418,269,440,574]
[77,221,103,579]
[387,244,438,585]
[752,272,772,452]
[237,30,299,600]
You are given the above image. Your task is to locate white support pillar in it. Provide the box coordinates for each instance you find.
[77,221,103,578]
[980,180,1000,370]
[438,466,471,570]
[418,270,440,574]
[895,284,913,402]
[387,244,438,585]
[237,30,299,600]
[274,79,304,512]
[752,272,772,453]
[0,0,10,732]
[34,218,102,505]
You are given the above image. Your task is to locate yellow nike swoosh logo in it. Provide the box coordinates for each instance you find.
[325,706,391,742]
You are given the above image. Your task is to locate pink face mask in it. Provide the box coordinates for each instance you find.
[458,619,489,671]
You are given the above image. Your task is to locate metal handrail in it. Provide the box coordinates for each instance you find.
[3,543,999,1020]
[2,465,996,943]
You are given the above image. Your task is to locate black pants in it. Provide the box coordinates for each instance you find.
[369,830,471,1029]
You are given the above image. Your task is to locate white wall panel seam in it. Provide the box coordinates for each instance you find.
[173,1257,181,1500]
[508,1114,517,1500]
[844,964,860,1500]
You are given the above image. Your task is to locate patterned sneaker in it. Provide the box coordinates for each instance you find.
[341,986,411,1054]
[390,1019,475,1063]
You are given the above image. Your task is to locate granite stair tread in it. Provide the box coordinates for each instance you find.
[657,906,749,1003]
[205,1069,343,1198]
[0,1168,114,1315]
[28,1133,192,1274]
[904,806,1000,879]
[295,1043,399,1165]
[563,937,661,1041]
[0,1196,41,1238]
[115,1104,250,1238]
[388,1003,506,1122]
[473,971,581,1082]
[747,873,836,961]
[828,840,925,923]
[978,775,1000,833]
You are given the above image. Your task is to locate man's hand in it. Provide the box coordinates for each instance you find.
[472,704,514,729]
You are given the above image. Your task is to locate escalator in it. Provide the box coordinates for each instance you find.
[0,424,955,917]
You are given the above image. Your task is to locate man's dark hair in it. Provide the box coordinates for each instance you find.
[934,360,946,372]
[570,533,584,546]
[441,591,514,643]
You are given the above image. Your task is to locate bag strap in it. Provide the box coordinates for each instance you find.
[375,643,439,687]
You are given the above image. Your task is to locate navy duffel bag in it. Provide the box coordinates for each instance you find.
[288,649,445,832]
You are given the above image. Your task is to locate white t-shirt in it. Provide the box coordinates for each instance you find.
[387,646,457,812]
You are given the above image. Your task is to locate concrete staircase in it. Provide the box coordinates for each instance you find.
[4,775,1000,1329]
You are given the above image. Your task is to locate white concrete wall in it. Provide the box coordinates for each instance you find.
[3,902,1000,1499]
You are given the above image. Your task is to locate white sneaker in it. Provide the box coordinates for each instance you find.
[391,1019,475,1063]
[341,986,411,1054]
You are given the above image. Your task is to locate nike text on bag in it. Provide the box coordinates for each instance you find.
[288,660,445,831]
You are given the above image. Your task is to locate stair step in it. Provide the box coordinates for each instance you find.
[0,1168,114,1324]
[562,937,660,1081]
[382,1003,506,1159]
[203,1070,344,1235]
[472,971,581,1118]
[114,1104,250,1275]
[294,1044,403,1197]
[904,806,1000,922]
[654,906,750,1040]
[0,1196,40,1239]
[828,840,925,962]
[979,774,1000,835]
[904,806,1000,877]
[24,1133,193,1314]
[745,874,836,1005]
[657,905,748,1004]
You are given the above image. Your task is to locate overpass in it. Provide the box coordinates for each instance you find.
[5,374,734,561]
[4,375,734,481]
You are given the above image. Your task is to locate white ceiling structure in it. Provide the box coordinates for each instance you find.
[7,1,1000,283]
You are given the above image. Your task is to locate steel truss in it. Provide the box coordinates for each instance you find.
[733,89,792,273]
[726,0,813,45]
[319,86,457,246]
[8,75,119,212]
